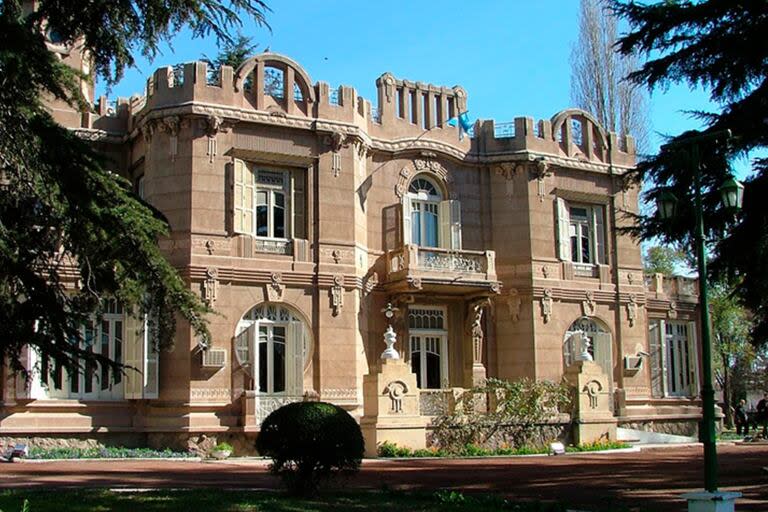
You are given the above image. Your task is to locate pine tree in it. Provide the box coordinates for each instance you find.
[0,0,268,377]
[613,0,768,344]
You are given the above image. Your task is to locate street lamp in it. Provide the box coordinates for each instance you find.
[656,130,744,499]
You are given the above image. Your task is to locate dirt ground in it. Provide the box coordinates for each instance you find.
[1,444,766,511]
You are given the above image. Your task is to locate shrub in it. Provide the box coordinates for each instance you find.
[256,401,364,494]
[214,442,233,453]
[430,377,572,453]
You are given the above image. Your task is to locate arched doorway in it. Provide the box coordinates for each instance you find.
[233,303,311,397]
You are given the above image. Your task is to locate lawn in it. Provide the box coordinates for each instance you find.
[0,489,576,512]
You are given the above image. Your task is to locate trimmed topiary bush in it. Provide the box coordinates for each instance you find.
[256,401,364,494]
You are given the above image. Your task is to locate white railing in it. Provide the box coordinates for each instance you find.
[254,239,292,256]
[418,249,485,273]
[254,395,303,426]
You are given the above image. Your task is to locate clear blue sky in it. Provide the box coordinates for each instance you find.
[100,0,719,159]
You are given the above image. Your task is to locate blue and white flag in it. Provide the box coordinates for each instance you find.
[446,111,473,140]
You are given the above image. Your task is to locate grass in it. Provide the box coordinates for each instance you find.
[0,489,579,512]
[26,446,195,460]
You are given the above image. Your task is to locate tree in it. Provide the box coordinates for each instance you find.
[643,244,686,276]
[612,0,768,346]
[710,281,754,427]
[202,33,259,83]
[570,0,650,151]
[0,0,268,379]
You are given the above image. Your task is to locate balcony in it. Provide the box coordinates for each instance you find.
[384,245,499,295]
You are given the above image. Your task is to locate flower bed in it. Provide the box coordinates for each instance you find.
[377,440,630,458]
[27,446,196,460]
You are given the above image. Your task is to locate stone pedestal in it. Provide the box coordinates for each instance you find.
[360,359,428,457]
[681,492,741,512]
[564,360,617,444]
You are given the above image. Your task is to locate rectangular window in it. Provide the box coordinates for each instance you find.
[408,306,449,389]
[557,198,606,266]
[648,319,699,398]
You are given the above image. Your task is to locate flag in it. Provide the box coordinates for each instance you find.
[447,111,473,140]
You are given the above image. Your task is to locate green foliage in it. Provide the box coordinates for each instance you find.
[256,401,364,495]
[430,378,571,453]
[642,245,686,276]
[565,441,630,452]
[0,0,267,376]
[202,34,259,81]
[27,446,194,460]
[214,442,233,453]
[612,0,768,343]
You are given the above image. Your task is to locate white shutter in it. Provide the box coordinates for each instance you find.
[687,321,700,397]
[648,320,664,398]
[232,158,254,235]
[556,197,570,260]
[291,170,306,240]
[286,322,303,396]
[593,205,606,264]
[660,319,668,397]
[143,319,159,399]
[402,197,412,246]
[439,200,462,250]
[593,332,613,382]
[123,312,144,399]
[254,322,262,393]
[235,324,255,378]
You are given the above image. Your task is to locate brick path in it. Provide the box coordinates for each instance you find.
[1,444,766,511]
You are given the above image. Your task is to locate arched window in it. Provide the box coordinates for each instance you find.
[405,176,442,248]
[234,303,310,396]
[563,317,612,379]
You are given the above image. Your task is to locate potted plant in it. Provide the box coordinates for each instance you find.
[210,442,233,460]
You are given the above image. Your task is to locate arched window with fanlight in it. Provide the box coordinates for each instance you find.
[233,303,311,396]
[563,317,613,381]
[402,174,461,250]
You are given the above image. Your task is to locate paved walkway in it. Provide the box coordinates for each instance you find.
[2,444,767,511]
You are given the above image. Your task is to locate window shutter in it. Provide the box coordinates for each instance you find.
[123,312,144,400]
[593,332,613,381]
[286,322,303,396]
[235,324,254,378]
[648,321,664,398]
[593,205,606,264]
[292,170,306,240]
[402,196,412,246]
[253,323,261,393]
[15,345,32,399]
[438,200,462,250]
[143,320,159,399]
[232,158,253,235]
[660,320,668,397]
[556,197,570,260]
[687,321,700,397]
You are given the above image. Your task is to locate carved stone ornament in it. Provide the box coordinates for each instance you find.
[204,115,223,163]
[141,120,155,143]
[331,249,341,264]
[532,158,552,202]
[494,162,523,200]
[395,167,412,198]
[160,115,181,160]
[381,72,396,103]
[383,380,408,413]
[468,298,490,365]
[583,379,603,409]
[627,294,638,327]
[668,301,678,319]
[542,265,551,279]
[265,272,285,302]
[581,291,597,317]
[413,158,448,181]
[202,267,219,307]
[507,289,521,323]
[407,276,423,290]
[541,288,554,323]
[627,272,635,285]
[330,274,344,316]
[205,239,215,255]
[364,272,379,296]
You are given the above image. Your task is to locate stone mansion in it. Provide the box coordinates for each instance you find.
[0,44,703,449]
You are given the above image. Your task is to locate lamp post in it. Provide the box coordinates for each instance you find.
[656,130,743,497]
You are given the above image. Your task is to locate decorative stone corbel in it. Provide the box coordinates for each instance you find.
[363,272,379,296]
[668,301,678,319]
[323,132,346,178]
[161,115,180,161]
[541,288,554,323]
[330,274,345,316]
[352,136,369,160]
[627,294,638,327]
[407,276,423,290]
[581,291,597,317]
[507,289,521,323]
[265,272,285,302]
[202,267,219,307]
[493,162,522,200]
[141,120,155,143]
[204,115,223,163]
[532,158,552,202]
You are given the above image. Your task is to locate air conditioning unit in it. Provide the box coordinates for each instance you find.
[202,348,227,368]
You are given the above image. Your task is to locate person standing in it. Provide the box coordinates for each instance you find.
[734,399,749,436]
[757,393,768,438]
